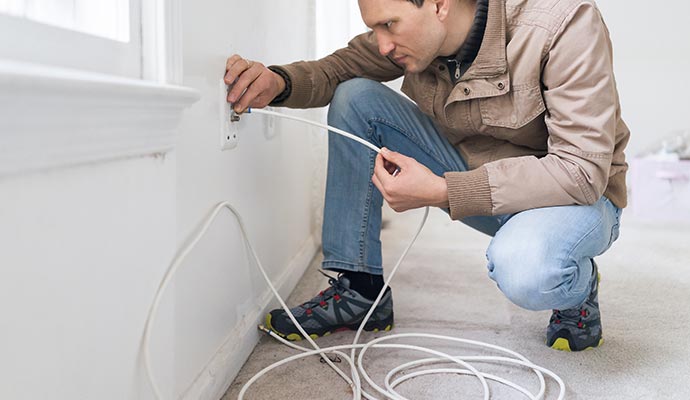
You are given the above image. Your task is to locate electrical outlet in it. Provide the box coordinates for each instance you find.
[219,79,239,150]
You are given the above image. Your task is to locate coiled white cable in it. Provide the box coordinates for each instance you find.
[142,107,566,400]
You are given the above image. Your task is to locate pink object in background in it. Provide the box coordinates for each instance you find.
[629,158,690,222]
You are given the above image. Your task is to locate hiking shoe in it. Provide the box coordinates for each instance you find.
[265,272,394,341]
[546,260,603,351]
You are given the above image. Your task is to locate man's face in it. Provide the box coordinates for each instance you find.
[359,0,447,73]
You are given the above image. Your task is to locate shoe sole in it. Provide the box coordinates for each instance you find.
[265,312,393,342]
[550,337,604,352]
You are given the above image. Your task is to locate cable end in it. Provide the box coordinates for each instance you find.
[257,324,272,335]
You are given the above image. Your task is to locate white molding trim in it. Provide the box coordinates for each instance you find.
[0,60,200,177]
[180,234,320,400]
[142,0,184,84]
[164,0,184,84]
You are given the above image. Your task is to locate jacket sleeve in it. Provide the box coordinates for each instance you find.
[446,2,618,219]
[269,31,404,108]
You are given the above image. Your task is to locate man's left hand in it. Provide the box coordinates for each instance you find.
[372,148,450,212]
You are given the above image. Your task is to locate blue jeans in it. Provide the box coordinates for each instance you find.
[322,78,622,311]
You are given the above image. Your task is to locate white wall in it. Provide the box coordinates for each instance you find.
[0,2,361,399]
[596,0,690,156]
[316,0,366,58]
[0,156,177,399]
[172,1,326,398]
[0,2,327,400]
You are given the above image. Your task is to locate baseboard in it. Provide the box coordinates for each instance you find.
[180,233,320,400]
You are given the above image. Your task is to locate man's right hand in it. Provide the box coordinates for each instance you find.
[224,54,286,113]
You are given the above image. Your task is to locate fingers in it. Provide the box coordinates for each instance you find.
[374,149,444,212]
[375,149,406,178]
[228,65,263,111]
[224,55,253,84]
[383,159,398,175]
[380,147,408,166]
[372,170,405,212]
[372,166,399,211]
[224,54,275,113]
[374,152,394,187]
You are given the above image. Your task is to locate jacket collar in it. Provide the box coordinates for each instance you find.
[458,0,507,80]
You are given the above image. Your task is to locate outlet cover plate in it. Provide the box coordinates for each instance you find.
[219,79,238,150]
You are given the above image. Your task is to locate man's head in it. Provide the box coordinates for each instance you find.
[358,0,476,73]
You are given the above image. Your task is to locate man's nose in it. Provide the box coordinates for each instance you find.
[377,34,395,57]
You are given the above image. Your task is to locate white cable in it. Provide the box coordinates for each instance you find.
[248,108,382,154]
[142,108,566,400]
[143,202,354,400]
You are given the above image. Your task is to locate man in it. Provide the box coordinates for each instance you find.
[224,0,627,352]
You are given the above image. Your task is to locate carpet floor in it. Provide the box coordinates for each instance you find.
[224,207,690,399]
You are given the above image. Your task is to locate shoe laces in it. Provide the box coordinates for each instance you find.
[552,307,587,319]
[552,264,598,325]
[552,307,590,329]
[300,270,354,309]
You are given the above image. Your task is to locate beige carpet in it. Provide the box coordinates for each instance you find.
[224,207,690,399]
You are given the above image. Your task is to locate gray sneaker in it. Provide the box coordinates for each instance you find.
[265,272,394,341]
[546,260,603,351]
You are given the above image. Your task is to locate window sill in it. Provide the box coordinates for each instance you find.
[0,60,200,177]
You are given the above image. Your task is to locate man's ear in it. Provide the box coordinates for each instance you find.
[433,0,450,21]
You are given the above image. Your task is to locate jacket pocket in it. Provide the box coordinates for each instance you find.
[479,84,545,129]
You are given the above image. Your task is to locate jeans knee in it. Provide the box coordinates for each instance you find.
[328,78,385,125]
[494,271,546,311]
[487,240,592,310]
[332,78,380,104]
[487,241,551,311]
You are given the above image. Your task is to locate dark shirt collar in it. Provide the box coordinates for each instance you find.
[442,0,489,82]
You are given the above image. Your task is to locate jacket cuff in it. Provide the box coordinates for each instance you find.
[444,167,493,219]
[267,64,314,107]
[267,66,292,105]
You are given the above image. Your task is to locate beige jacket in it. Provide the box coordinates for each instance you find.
[273,0,629,220]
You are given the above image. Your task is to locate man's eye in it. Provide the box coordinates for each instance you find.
[385,20,394,29]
